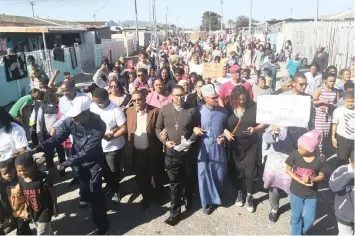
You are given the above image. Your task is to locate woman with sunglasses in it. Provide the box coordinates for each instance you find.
[109,79,132,110]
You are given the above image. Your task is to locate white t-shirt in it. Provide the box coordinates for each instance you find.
[0,122,28,161]
[332,106,355,140]
[90,102,126,152]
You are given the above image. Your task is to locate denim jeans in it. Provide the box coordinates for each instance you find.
[290,193,317,235]
[266,65,277,91]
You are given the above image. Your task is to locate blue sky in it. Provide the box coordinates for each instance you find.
[0,0,353,28]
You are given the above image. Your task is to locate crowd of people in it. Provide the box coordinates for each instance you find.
[0,32,354,235]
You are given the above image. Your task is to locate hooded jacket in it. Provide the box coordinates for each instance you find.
[329,164,354,225]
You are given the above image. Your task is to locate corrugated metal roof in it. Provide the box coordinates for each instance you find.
[320,11,354,20]
[0,14,82,27]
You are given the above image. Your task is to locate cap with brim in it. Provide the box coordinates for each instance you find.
[66,97,92,118]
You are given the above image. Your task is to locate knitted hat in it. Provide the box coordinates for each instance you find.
[298,130,322,153]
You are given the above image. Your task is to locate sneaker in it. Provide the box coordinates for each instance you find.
[235,190,244,207]
[111,192,121,204]
[246,195,255,213]
[268,209,278,223]
[79,200,89,208]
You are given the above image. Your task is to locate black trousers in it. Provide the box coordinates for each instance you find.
[76,163,108,234]
[134,148,155,202]
[42,132,66,169]
[165,149,194,218]
[16,218,32,235]
[337,135,354,164]
[103,149,122,192]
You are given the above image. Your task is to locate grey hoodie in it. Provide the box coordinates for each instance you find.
[329,164,354,225]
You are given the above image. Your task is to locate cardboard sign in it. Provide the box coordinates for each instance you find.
[256,95,311,128]
[190,33,200,41]
[203,63,223,78]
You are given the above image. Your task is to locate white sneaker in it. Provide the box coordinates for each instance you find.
[235,190,244,207]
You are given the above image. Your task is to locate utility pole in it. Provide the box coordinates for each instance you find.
[249,0,253,36]
[152,0,158,45]
[30,2,35,17]
[134,0,139,50]
[290,8,293,18]
[93,14,96,22]
[209,12,212,32]
[220,0,224,30]
[148,0,152,29]
[315,0,319,48]
[165,7,168,39]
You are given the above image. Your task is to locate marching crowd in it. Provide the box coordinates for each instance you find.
[0,32,354,236]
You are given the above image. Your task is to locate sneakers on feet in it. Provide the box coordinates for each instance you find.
[111,192,121,204]
[268,209,278,223]
[235,190,244,207]
[79,200,89,208]
[246,195,255,213]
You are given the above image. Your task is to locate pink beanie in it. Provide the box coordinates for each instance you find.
[298,130,322,153]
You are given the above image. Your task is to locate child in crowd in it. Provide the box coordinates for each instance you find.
[15,152,57,235]
[37,88,66,177]
[0,159,31,235]
[337,82,354,107]
[285,130,325,235]
[332,91,355,164]
[329,150,354,235]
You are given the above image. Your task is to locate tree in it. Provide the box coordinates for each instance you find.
[234,15,259,28]
[227,19,235,29]
[200,11,222,31]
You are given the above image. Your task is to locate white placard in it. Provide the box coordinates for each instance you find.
[189,64,204,75]
[256,95,311,128]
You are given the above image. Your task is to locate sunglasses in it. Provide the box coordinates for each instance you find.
[208,96,219,100]
[110,85,118,89]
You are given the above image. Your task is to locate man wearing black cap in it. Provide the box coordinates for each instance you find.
[42,98,108,234]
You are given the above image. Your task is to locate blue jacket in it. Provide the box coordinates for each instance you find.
[286,59,302,77]
[329,164,354,225]
[44,112,106,169]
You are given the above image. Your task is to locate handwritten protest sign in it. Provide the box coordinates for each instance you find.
[190,64,204,75]
[256,95,311,128]
[190,33,200,41]
[203,63,223,78]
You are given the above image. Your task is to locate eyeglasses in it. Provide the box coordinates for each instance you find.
[110,85,118,89]
[132,98,142,103]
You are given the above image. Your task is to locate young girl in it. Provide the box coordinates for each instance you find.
[36,88,66,176]
[15,152,57,235]
[313,73,339,156]
[285,130,325,235]
[0,159,31,235]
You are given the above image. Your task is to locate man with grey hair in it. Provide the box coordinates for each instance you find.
[274,76,293,95]
[193,84,228,215]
